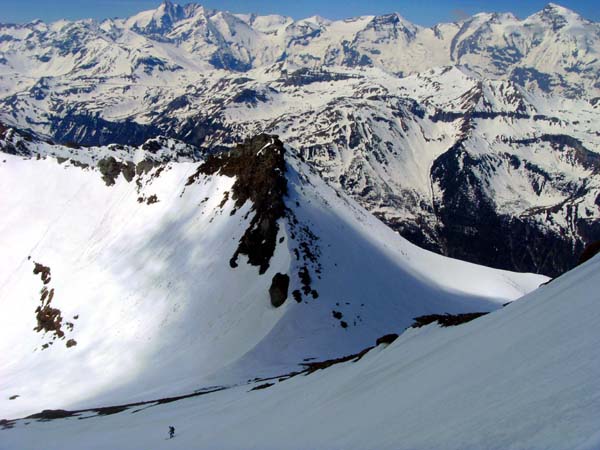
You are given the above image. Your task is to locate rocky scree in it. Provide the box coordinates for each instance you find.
[32,262,77,350]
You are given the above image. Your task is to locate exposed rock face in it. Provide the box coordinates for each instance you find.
[427,132,600,277]
[577,241,600,266]
[32,262,77,350]
[50,114,160,147]
[411,313,488,329]
[97,157,135,186]
[33,262,51,285]
[190,134,288,274]
[376,334,399,346]
[269,273,290,308]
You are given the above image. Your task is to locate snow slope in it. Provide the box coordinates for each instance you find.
[1,195,598,449]
[0,133,544,420]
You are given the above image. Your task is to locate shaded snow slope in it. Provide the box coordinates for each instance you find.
[1,216,598,450]
[0,135,544,419]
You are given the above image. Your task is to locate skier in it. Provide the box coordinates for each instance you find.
[169,426,175,439]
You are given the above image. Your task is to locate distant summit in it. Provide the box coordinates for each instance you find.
[0,2,596,95]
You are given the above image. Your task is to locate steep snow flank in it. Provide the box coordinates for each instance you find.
[1,213,598,450]
[0,135,544,419]
[0,151,290,417]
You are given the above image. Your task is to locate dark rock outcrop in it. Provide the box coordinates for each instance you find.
[376,333,399,346]
[250,382,275,391]
[269,273,290,308]
[26,410,75,420]
[411,312,488,329]
[97,157,135,186]
[282,68,354,86]
[577,241,600,266]
[33,262,51,285]
[232,88,269,106]
[300,346,373,375]
[188,134,287,274]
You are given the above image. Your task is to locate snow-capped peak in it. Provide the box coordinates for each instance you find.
[125,0,189,34]
[527,3,587,29]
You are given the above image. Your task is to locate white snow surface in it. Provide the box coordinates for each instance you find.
[0,3,596,447]
[0,142,544,424]
[0,150,597,448]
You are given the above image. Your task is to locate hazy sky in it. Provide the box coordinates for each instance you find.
[1,0,598,26]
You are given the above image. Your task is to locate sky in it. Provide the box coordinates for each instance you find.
[1,0,598,25]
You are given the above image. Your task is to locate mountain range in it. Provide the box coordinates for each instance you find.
[1,2,599,275]
[1,2,598,95]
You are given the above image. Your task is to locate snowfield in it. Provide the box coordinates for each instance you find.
[0,139,597,449]
[0,138,544,423]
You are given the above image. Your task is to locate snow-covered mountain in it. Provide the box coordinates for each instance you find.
[0,129,545,421]
[216,66,600,277]
[0,3,598,276]
[1,4,599,448]
[0,2,598,96]
[1,129,599,448]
